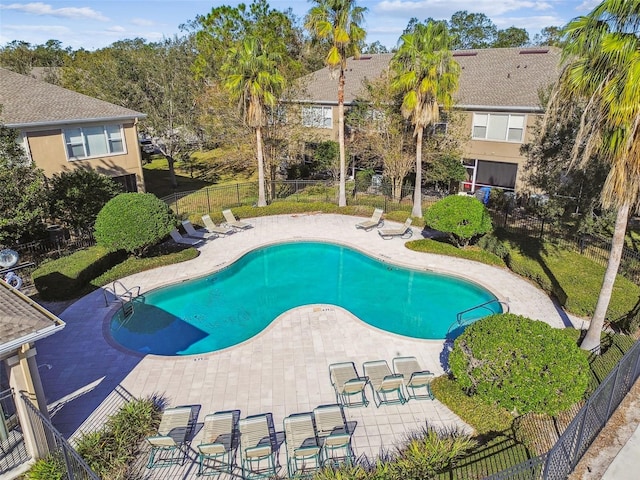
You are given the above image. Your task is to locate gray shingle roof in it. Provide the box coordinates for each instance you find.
[0,280,65,356]
[294,47,563,111]
[0,67,146,127]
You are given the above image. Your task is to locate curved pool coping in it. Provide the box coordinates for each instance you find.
[104,238,504,358]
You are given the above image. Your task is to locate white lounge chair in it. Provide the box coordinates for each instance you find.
[146,406,193,467]
[392,356,435,400]
[378,218,413,240]
[363,360,406,407]
[182,220,217,239]
[169,229,203,246]
[355,208,384,231]
[222,209,252,230]
[202,214,235,236]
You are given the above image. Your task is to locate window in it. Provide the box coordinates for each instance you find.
[472,113,525,142]
[111,173,138,192]
[462,158,517,192]
[302,106,333,128]
[432,122,448,135]
[63,125,126,160]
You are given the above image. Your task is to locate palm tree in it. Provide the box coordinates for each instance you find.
[391,21,459,218]
[305,0,367,207]
[545,0,640,351]
[221,36,285,207]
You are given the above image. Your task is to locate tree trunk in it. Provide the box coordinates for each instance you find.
[580,202,630,352]
[166,155,178,189]
[412,126,424,218]
[255,126,267,207]
[337,70,347,207]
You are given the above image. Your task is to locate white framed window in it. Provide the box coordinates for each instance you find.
[302,106,333,128]
[63,124,126,160]
[472,113,525,142]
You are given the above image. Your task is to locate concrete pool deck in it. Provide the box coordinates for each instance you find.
[34,213,583,477]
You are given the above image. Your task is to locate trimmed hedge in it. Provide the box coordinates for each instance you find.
[94,193,176,256]
[424,196,492,247]
[449,314,590,416]
[32,246,126,300]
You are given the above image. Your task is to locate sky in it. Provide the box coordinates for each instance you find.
[0,1,602,51]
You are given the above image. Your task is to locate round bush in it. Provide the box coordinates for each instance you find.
[94,193,176,256]
[449,313,589,416]
[424,195,492,247]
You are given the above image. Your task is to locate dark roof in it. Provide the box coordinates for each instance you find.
[0,67,146,127]
[294,47,563,111]
[0,280,65,356]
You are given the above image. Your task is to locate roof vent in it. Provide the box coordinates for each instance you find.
[453,52,478,57]
[355,55,372,60]
[519,49,549,54]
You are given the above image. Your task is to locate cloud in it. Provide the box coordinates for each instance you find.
[576,1,600,12]
[106,25,126,33]
[130,18,154,27]
[375,0,552,19]
[0,2,109,21]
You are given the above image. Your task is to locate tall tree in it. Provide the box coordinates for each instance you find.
[448,11,497,49]
[533,26,564,47]
[305,0,367,207]
[221,36,285,207]
[391,21,460,218]
[545,0,640,351]
[0,122,48,245]
[493,26,530,47]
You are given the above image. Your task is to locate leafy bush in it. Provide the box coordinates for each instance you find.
[390,426,476,479]
[49,169,122,232]
[32,246,126,300]
[27,453,66,479]
[477,233,509,260]
[74,397,161,479]
[424,196,492,247]
[449,314,590,416]
[94,193,176,256]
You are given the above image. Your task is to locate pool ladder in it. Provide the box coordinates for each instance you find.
[104,281,141,318]
[447,298,510,337]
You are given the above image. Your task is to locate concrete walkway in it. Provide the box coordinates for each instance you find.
[601,423,640,479]
[34,213,581,477]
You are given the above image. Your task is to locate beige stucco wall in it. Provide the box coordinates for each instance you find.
[22,120,146,192]
[460,111,541,191]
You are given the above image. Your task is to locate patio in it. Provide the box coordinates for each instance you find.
[33,213,579,478]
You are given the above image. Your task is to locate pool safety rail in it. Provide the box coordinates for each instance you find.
[103,281,141,317]
[447,299,510,337]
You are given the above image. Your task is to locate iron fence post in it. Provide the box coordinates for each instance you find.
[173,191,179,216]
[236,183,240,206]
[206,188,211,214]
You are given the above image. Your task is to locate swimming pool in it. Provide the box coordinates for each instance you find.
[109,241,501,355]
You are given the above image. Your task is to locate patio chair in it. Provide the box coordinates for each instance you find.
[328,362,369,408]
[362,360,406,407]
[169,228,203,246]
[378,218,413,240]
[202,214,236,236]
[312,404,355,467]
[146,406,193,468]
[283,413,321,477]
[182,220,217,240]
[239,414,278,479]
[222,209,253,230]
[355,208,384,231]
[197,410,240,476]
[392,356,435,400]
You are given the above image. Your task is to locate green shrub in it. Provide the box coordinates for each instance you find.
[27,453,66,479]
[49,169,122,232]
[74,397,160,479]
[390,427,476,479]
[430,376,513,435]
[94,193,176,256]
[449,314,590,416]
[477,233,509,260]
[424,196,492,247]
[32,246,126,300]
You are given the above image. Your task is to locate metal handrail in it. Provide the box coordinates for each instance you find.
[103,280,140,307]
[446,299,510,337]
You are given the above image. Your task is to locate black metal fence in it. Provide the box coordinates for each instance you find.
[486,339,640,480]
[20,392,99,480]
[0,388,29,475]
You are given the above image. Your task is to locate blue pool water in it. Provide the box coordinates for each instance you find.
[110,242,501,356]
